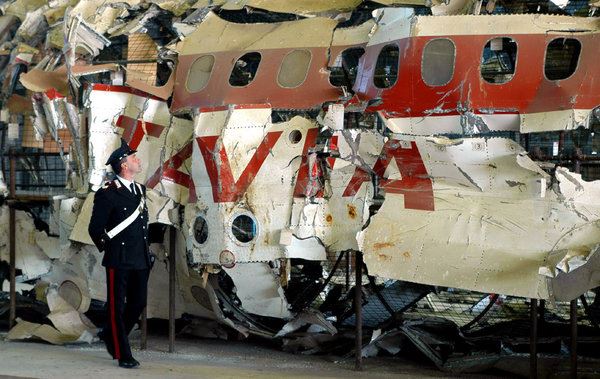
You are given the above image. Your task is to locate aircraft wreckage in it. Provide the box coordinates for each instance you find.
[1,0,600,373]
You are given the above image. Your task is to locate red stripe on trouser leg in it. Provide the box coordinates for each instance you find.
[109,268,121,359]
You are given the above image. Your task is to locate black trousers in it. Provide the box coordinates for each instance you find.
[103,267,149,360]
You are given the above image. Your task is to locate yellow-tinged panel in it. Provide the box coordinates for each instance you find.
[177,12,338,54]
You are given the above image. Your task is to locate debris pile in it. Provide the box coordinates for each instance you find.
[0,0,600,375]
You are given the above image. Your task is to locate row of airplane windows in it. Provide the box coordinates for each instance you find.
[185,36,582,93]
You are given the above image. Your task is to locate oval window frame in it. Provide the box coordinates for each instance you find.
[421,38,456,87]
[186,54,215,93]
[277,49,312,89]
[543,37,582,82]
[479,36,519,85]
[228,51,262,88]
[373,43,400,89]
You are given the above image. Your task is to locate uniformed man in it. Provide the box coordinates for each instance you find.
[88,139,151,369]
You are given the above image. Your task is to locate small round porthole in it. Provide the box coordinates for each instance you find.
[193,215,208,244]
[289,130,302,144]
[231,214,256,243]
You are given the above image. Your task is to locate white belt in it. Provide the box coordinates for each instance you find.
[106,183,145,239]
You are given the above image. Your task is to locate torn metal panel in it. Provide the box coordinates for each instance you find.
[43,0,80,25]
[7,319,82,345]
[191,0,228,7]
[65,15,112,59]
[148,0,195,16]
[19,64,118,95]
[172,12,341,112]
[7,286,96,345]
[372,0,426,5]
[280,232,326,261]
[126,69,175,100]
[69,0,140,35]
[329,19,375,68]
[69,193,95,246]
[53,197,86,249]
[4,0,48,21]
[359,136,600,301]
[49,247,105,305]
[45,287,96,336]
[15,7,49,46]
[223,262,291,319]
[0,206,52,280]
[430,0,481,15]
[547,246,600,302]
[220,0,362,15]
[275,309,336,337]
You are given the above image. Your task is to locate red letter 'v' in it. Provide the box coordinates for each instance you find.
[196,131,282,203]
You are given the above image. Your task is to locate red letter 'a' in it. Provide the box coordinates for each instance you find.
[293,128,338,198]
[196,131,282,203]
[343,140,434,211]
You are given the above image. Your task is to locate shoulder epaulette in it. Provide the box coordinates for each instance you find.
[101,180,119,190]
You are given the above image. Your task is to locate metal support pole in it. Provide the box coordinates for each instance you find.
[8,152,16,329]
[345,250,350,292]
[8,205,15,329]
[168,226,176,353]
[140,307,147,350]
[354,251,363,371]
[570,299,578,379]
[530,298,538,379]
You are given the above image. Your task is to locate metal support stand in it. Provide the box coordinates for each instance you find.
[140,307,147,350]
[168,226,176,353]
[8,152,16,329]
[345,251,350,292]
[570,299,578,379]
[530,298,538,379]
[354,251,363,371]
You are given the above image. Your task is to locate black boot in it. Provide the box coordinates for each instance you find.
[118,357,140,369]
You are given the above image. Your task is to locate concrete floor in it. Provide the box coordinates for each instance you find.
[0,332,502,378]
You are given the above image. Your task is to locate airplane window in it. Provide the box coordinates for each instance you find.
[329,47,365,88]
[186,55,214,92]
[277,49,312,88]
[232,214,256,243]
[421,38,455,86]
[289,130,302,144]
[481,37,517,84]
[229,52,261,87]
[544,38,581,81]
[374,44,399,89]
[193,215,208,244]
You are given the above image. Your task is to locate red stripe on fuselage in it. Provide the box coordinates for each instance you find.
[358,33,600,118]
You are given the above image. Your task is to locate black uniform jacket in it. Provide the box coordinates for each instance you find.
[88,179,150,270]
